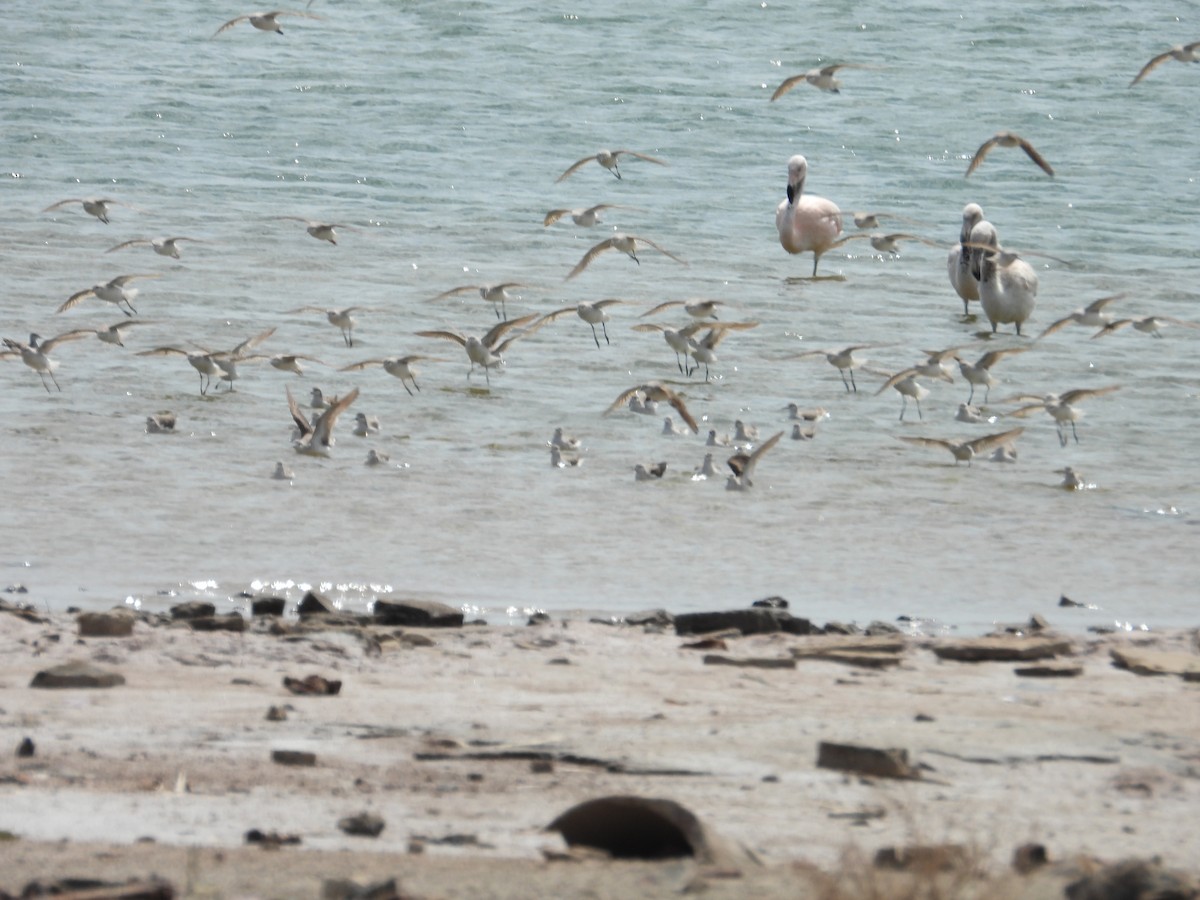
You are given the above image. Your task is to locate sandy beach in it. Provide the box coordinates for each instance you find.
[1,598,1198,899]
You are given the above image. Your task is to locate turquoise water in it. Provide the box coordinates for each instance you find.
[1,1,1197,632]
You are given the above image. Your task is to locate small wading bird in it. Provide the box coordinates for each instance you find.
[685,320,759,381]
[416,313,541,386]
[605,383,698,433]
[536,299,627,348]
[550,446,583,468]
[58,274,160,317]
[954,346,1029,404]
[832,232,942,257]
[639,299,724,321]
[542,204,641,227]
[213,9,323,37]
[634,461,668,481]
[286,384,359,457]
[1,330,91,392]
[566,233,686,280]
[790,343,880,393]
[137,326,276,396]
[340,355,443,395]
[105,236,204,259]
[263,353,326,377]
[42,197,143,224]
[1130,41,1200,86]
[78,320,157,348]
[725,430,784,491]
[776,155,842,278]
[897,427,1026,467]
[145,412,176,434]
[965,131,1055,178]
[277,217,358,245]
[877,369,941,421]
[287,306,372,347]
[770,63,874,99]
[428,283,525,321]
[1006,385,1122,446]
[632,322,695,374]
[556,149,667,182]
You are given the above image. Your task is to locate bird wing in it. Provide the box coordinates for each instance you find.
[42,198,84,212]
[636,236,686,265]
[976,346,1029,369]
[57,288,96,313]
[104,239,150,253]
[535,306,579,327]
[311,386,359,448]
[965,427,1025,455]
[665,393,699,433]
[213,14,250,35]
[566,238,617,280]
[875,368,919,394]
[1084,292,1126,314]
[40,330,94,353]
[415,329,468,348]
[964,135,1000,177]
[591,299,626,311]
[1130,49,1173,86]
[231,326,277,358]
[1036,314,1076,341]
[733,430,784,482]
[1016,137,1055,177]
[639,300,684,318]
[770,74,807,101]
[1090,319,1132,339]
[618,150,667,166]
[542,208,571,226]
[110,273,160,287]
[286,305,329,314]
[428,285,478,302]
[286,386,314,439]
[339,358,386,371]
[136,346,189,358]
[604,385,648,416]
[897,436,956,454]
[1059,385,1121,405]
[487,312,543,350]
[555,154,597,183]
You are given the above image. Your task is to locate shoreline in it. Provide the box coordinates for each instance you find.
[1,600,1198,898]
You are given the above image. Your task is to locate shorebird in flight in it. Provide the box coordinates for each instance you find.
[605,383,698,433]
[428,283,525,320]
[954,346,1029,404]
[415,313,541,385]
[214,10,323,37]
[340,355,443,395]
[897,427,1026,467]
[632,322,695,374]
[1006,386,1122,446]
[770,63,873,99]
[81,320,157,348]
[263,353,326,377]
[556,149,667,182]
[1130,41,1200,86]
[877,369,934,421]
[536,299,627,348]
[965,132,1055,178]
[42,197,142,224]
[1036,294,1127,341]
[287,384,359,457]
[834,232,941,257]
[138,327,275,395]
[1,331,91,392]
[725,430,784,490]
[639,299,724,321]
[686,321,759,382]
[58,274,160,317]
[277,217,357,245]
[105,236,204,259]
[566,233,686,279]
[543,203,641,227]
[287,306,371,347]
[791,343,880,393]
[1091,315,1200,339]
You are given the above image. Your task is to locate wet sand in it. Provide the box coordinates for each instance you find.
[1,604,1197,898]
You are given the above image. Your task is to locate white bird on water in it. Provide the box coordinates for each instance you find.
[556,149,667,182]
[947,203,986,315]
[550,446,582,468]
[416,313,541,386]
[550,427,582,451]
[340,355,442,395]
[353,412,381,437]
[634,461,668,481]
[566,233,686,280]
[896,427,1026,467]
[968,222,1039,337]
[286,384,359,457]
[272,461,295,480]
[776,155,842,278]
[543,204,641,227]
[365,449,390,466]
[213,10,323,37]
[105,236,204,259]
[58,274,160,317]
[42,197,142,224]
[662,416,689,436]
[537,299,627,348]
[692,453,718,481]
[1,331,91,392]
[428,283,525,321]
[954,346,1029,405]
[1130,41,1200,86]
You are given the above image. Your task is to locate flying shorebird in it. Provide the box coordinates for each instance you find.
[1006,386,1122,446]
[1091,315,1200,339]
[287,306,371,346]
[42,197,142,224]
[954,346,1029,404]
[1036,294,1127,341]
[213,9,323,37]
[725,430,784,490]
[1130,41,1200,86]
[631,322,695,374]
[57,274,160,317]
[536,299,627,348]
[556,149,667,182]
[542,204,641,227]
[105,236,204,259]
[965,132,1055,178]
[685,321,759,382]
[770,63,873,99]
[605,383,699,433]
[791,343,880,393]
[846,211,926,230]
[415,313,541,385]
[897,427,1026,467]
[566,233,686,279]
[339,355,444,395]
[833,232,942,257]
[137,326,275,396]
[639,299,724,321]
[263,353,326,376]
[1,330,92,392]
[80,320,157,348]
[286,384,359,457]
[428,283,524,321]
[277,217,358,245]
[877,369,934,421]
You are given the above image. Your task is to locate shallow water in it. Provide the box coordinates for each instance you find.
[2,0,1198,633]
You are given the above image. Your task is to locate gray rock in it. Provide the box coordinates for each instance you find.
[272,749,317,767]
[251,596,286,617]
[76,610,135,637]
[674,608,816,637]
[338,812,386,837]
[298,590,338,617]
[373,598,463,628]
[931,636,1074,662]
[189,613,246,633]
[170,601,216,620]
[31,661,126,689]
[816,741,919,779]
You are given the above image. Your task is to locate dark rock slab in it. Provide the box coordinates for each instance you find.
[816,741,919,780]
[1110,647,1200,678]
[189,613,246,633]
[30,661,125,689]
[283,674,342,695]
[674,608,816,637]
[16,737,35,758]
[931,636,1073,662]
[1065,857,1198,899]
[251,596,286,617]
[272,749,317,767]
[373,598,463,628]
[1015,662,1084,678]
[702,654,796,669]
[297,590,337,617]
[338,812,386,838]
[170,600,216,620]
[76,610,135,637]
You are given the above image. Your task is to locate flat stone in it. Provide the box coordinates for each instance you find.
[1065,857,1198,899]
[189,613,246,633]
[816,741,919,779]
[297,590,337,618]
[76,610,135,637]
[931,636,1073,662]
[1015,662,1084,678]
[625,609,674,627]
[170,601,216,620]
[338,812,386,837]
[793,650,904,669]
[674,608,816,637]
[874,843,970,872]
[272,749,317,767]
[1109,647,1200,678]
[373,598,463,628]
[702,654,796,669]
[251,596,286,617]
[283,674,342,696]
[30,661,126,689]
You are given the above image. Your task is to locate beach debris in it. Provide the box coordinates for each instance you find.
[265,705,289,721]
[702,654,797,669]
[283,674,342,696]
[1015,662,1084,678]
[1012,842,1049,874]
[297,590,338,617]
[30,661,125,689]
[245,828,301,848]
[320,875,409,900]
[816,741,921,780]
[76,610,135,638]
[338,812,386,838]
[874,843,971,872]
[272,749,317,767]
